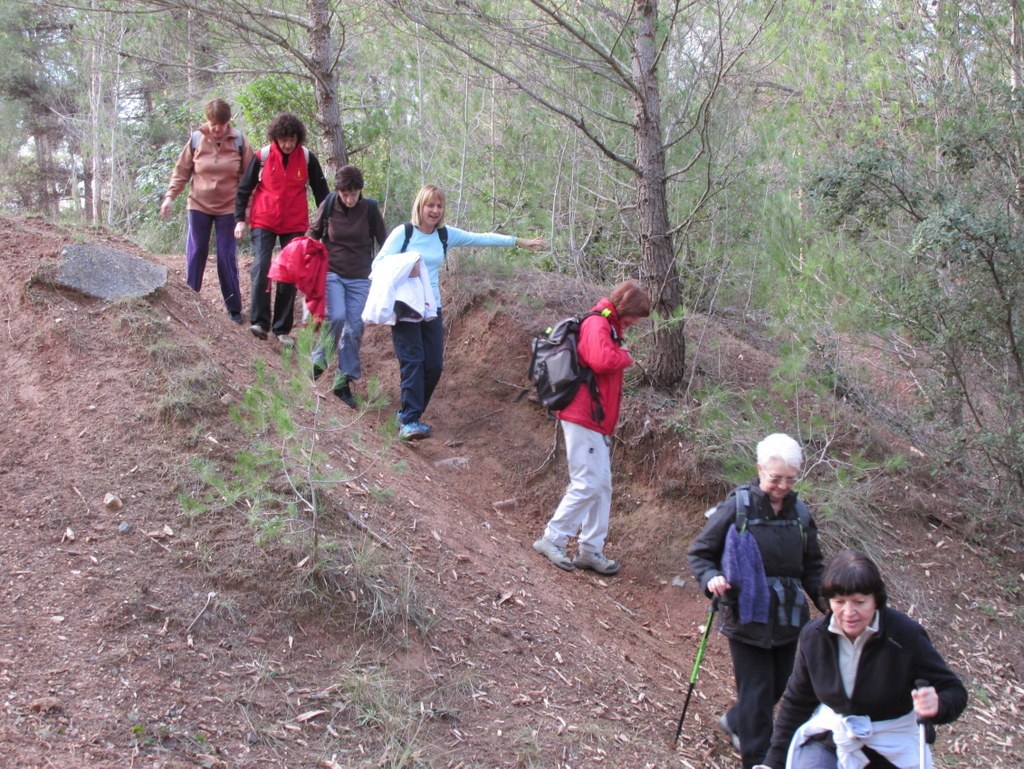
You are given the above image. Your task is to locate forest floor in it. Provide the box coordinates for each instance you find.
[1,213,1021,769]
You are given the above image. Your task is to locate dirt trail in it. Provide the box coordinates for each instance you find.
[0,215,1019,768]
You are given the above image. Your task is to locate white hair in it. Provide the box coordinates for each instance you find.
[756,433,803,469]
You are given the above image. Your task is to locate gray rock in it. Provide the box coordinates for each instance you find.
[434,456,470,469]
[56,244,168,300]
[118,522,131,534]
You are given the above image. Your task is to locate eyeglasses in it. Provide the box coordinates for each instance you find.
[765,474,799,486]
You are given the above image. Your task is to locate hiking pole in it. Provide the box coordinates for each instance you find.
[672,598,719,747]
[915,678,930,769]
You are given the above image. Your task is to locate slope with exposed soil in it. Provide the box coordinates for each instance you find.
[1,214,1020,769]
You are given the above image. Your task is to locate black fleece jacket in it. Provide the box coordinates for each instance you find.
[687,483,826,648]
[762,606,968,768]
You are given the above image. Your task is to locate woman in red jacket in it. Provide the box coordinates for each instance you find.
[234,112,329,346]
[533,279,650,575]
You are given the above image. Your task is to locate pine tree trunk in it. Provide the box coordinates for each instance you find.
[307,0,347,175]
[632,0,685,387]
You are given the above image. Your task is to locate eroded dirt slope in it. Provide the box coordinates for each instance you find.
[1,214,1020,769]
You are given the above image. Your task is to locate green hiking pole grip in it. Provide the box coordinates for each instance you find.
[673,598,719,746]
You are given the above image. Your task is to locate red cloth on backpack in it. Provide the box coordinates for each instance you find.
[268,236,327,321]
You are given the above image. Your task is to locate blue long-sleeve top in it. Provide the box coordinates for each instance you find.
[373,225,516,308]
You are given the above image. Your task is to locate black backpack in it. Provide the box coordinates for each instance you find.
[399,222,448,256]
[734,485,810,540]
[528,310,614,421]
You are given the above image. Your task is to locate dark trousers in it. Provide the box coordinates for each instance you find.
[727,638,797,769]
[250,228,299,334]
[185,210,241,313]
[390,310,444,425]
[790,738,900,769]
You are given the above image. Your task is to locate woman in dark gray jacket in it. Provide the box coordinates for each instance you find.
[754,550,967,769]
[687,433,827,769]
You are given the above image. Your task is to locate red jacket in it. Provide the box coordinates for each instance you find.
[556,299,633,434]
[268,236,327,321]
[249,142,310,233]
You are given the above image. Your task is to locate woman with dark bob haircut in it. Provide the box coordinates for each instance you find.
[234,112,329,346]
[307,164,387,407]
[754,550,967,769]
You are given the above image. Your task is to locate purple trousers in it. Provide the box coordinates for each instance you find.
[185,210,242,314]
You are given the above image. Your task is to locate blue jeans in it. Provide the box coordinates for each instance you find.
[313,274,370,380]
[390,310,444,425]
[249,228,299,334]
[186,211,241,313]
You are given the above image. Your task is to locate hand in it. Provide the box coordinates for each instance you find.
[912,685,939,719]
[159,198,173,221]
[518,236,546,252]
[234,221,247,240]
[707,575,731,597]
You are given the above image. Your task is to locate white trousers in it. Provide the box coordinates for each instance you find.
[543,420,612,554]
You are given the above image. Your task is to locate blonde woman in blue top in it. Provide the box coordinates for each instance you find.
[373,184,545,441]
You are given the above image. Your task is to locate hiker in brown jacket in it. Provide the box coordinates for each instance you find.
[161,98,253,324]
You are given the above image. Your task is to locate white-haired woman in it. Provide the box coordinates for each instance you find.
[687,433,828,769]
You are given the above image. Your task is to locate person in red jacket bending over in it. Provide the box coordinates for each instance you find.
[234,112,329,347]
[533,279,650,576]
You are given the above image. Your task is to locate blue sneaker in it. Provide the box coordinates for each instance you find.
[398,422,430,441]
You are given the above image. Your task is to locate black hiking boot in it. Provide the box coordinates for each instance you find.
[333,372,356,409]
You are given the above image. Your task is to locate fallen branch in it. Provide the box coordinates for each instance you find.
[345,509,393,549]
[185,591,217,634]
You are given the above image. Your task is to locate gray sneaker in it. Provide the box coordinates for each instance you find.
[533,537,574,571]
[718,713,741,751]
[573,550,620,575]
[249,323,268,340]
[276,333,295,348]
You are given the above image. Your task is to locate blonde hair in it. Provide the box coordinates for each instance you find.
[411,185,446,228]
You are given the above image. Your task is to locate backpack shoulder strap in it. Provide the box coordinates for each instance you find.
[233,129,245,153]
[580,309,618,342]
[189,130,202,154]
[259,145,271,162]
[795,499,810,528]
[795,498,811,544]
[399,223,447,258]
[735,485,752,533]
[400,222,414,253]
[316,192,337,240]
[365,198,380,242]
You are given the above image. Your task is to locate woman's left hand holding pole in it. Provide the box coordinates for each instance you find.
[912,683,939,719]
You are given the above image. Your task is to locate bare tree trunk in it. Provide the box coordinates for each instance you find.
[632,0,684,386]
[307,0,346,174]
[1011,0,1024,210]
[106,19,125,227]
[88,2,103,225]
